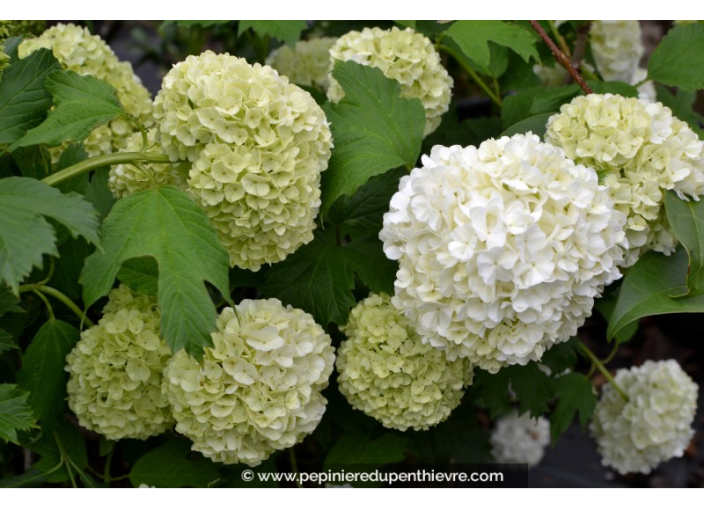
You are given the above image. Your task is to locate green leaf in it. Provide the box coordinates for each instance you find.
[320,60,425,215]
[169,20,230,28]
[540,337,579,375]
[0,289,22,316]
[656,85,704,137]
[0,383,35,443]
[587,80,639,97]
[0,48,61,145]
[594,293,639,344]
[11,145,52,180]
[550,373,596,441]
[608,249,704,340]
[117,256,159,296]
[500,113,552,138]
[238,20,307,47]
[648,24,704,91]
[50,237,95,302]
[31,418,88,483]
[324,432,407,468]
[0,329,17,354]
[16,320,79,420]
[80,187,230,358]
[445,21,538,70]
[395,21,417,29]
[54,143,90,195]
[12,70,125,149]
[129,439,221,488]
[84,166,115,218]
[0,177,101,293]
[344,234,397,295]
[665,190,704,292]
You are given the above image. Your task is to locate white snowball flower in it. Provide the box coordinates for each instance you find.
[380,134,627,373]
[491,410,551,466]
[591,20,644,83]
[266,37,337,91]
[591,360,698,475]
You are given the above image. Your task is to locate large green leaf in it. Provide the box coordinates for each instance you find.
[12,70,125,149]
[80,187,230,358]
[664,190,704,292]
[656,85,704,138]
[16,320,79,420]
[0,383,35,443]
[648,23,704,91]
[550,373,596,442]
[0,177,101,293]
[501,113,552,138]
[320,60,425,215]
[238,20,307,47]
[445,21,539,70]
[608,249,704,340]
[0,48,61,145]
[129,439,221,488]
[117,256,159,296]
[324,432,407,468]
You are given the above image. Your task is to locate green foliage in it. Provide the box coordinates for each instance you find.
[648,23,704,91]
[473,363,554,419]
[12,70,124,149]
[0,383,34,443]
[238,20,307,47]
[594,294,639,344]
[656,85,704,137]
[0,177,100,293]
[550,373,596,442]
[129,439,221,488]
[664,191,704,293]
[80,187,231,358]
[324,432,408,468]
[117,256,159,296]
[320,60,425,215]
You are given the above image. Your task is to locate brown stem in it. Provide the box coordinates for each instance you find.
[529,20,592,94]
[571,21,591,71]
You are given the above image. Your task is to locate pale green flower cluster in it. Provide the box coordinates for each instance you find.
[162,299,335,467]
[491,410,551,466]
[327,26,453,137]
[591,21,643,83]
[337,293,472,431]
[153,51,333,270]
[590,360,698,475]
[19,23,154,157]
[108,129,189,199]
[65,285,174,440]
[0,20,46,38]
[266,37,337,91]
[545,93,704,266]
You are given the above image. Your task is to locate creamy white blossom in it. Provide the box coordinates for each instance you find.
[266,37,337,91]
[327,26,452,137]
[491,410,551,466]
[381,134,627,373]
[65,285,174,440]
[591,20,644,83]
[337,293,472,431]
[545,93,704,265]
[163,299,335,467]
[591,360,698,475]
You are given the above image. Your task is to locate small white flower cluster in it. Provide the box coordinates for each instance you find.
[65,285,174,440]
[153,51,333,270]
[491,410,551,466]
[590,360,698,475]
[327,26,452,137]
[266,37,337,91]
[381,134,627,373]
[19,23,154,157]
[162,299,335,467]
[337,293,472,431]
[545,93,704,266]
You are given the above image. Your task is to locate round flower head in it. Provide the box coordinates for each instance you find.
[266,37,337,91]
[545,93,704,265]
[163,299,335,467]
[591,20,643,83]
[65,285,174,440]
[18,23,154,157]
[380,134,627,373]
[0,20,46,38]
[491,410,550,466]
[337,293,472,432]
[108,129,189,199]
[153,51,333,270]
[590,360,698,475]
[327,26,452,137]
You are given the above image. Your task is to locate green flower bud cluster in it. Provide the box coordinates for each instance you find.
[327,26,453,137]
[65,285,174,441]
[337,293,472,431]
[266,37,337,91]
[19,23,154,157]
[162,299,335,466]
[153,51,333,270]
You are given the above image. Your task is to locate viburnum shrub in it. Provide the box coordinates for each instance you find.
[0,20,702,489]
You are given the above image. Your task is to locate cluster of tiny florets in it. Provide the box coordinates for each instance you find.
[590,360,698,475]
[162,299,335,467]
[545,93,704,265]
[327,26,452,137]
[153,51,333,270]
[591,20,643,84]
[337,293,472,431]
[19,23,154,157]
[380,134,627,373]
[491,410,551,466]
[266,37,337,91]
[65,285,174,440]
